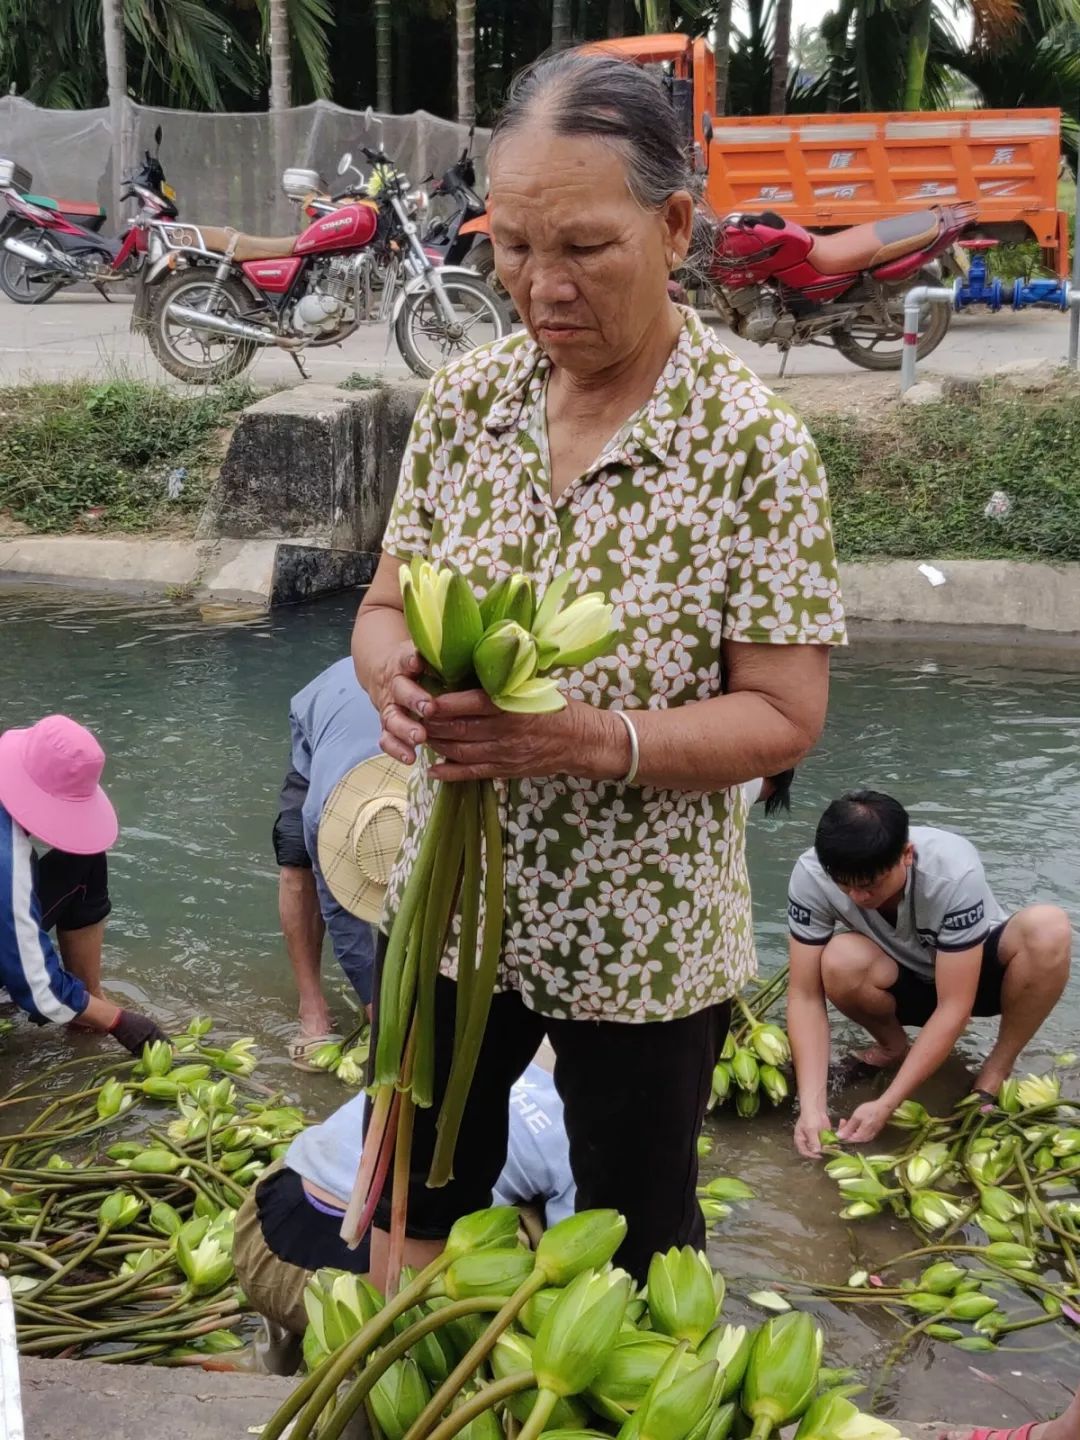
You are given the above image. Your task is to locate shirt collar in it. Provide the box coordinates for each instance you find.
[484,307,705,466]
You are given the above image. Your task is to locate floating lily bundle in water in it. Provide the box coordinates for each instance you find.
[263,1205,904,1440]
[346,562,618,1288]
[0,1021,303,1363]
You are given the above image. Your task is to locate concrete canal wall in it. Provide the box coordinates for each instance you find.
[0,378,1077,636]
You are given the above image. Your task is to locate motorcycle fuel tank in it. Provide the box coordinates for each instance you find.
[295,201,378,255]
[242,256,304,293]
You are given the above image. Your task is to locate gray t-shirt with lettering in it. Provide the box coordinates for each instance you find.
[787,825,1007,982]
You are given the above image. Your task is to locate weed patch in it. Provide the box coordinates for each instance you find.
[0,377,257,533]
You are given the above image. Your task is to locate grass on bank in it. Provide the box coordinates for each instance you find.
[0,377,257,533]
[811,379,1080,563]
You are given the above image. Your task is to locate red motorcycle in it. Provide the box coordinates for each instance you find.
[689,200,975,371]
[0,128,177,304]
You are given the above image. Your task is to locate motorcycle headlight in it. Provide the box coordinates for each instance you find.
[408,188,430,214]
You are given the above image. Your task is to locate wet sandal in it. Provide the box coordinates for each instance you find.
[287,1031,342,1072]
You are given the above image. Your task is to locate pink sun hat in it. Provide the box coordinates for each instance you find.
[0,715,119,855]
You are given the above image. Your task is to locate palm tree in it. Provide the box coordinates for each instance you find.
[268,0,290,109]
[457,0,475,124]
[375,0,392,111]
[768,0,792,112]
[552,0,572,47]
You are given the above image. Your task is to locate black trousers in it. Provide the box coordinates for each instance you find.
[35,848,111,932]
[366,938,729,1283]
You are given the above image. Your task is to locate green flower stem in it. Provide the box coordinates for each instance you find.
[17,1300,240,1354]
[25,1225,108,1302]
[340,1082,395,1246]
[403,1271,546,1440]
[421,1373,535,1440]
[515,1388,559,1440]
[2,1240,64,1272]
[429,779,505,1188]
[452,784,482,1059]
[261,1251,457,1440]
[52,1255,174,1313]
[375,783,456,1088]
[314,1298,507,1440]
[412,783,467,1109]
[146,1131,247,1205]
[387,1031,419,1298]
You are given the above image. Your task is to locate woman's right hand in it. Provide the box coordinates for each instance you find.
[370,639,430,766]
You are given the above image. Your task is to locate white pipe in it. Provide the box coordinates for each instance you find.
[900,285,954,392]
[0,1278,24,1440]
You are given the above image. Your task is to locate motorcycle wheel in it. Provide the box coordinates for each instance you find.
[832,268,951,371]
[394,273,513,379]
[0,235,64,304]
[146,270,258,384]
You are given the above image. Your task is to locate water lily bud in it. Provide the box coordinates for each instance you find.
[400,558,453,674]
[647,1247,723,1345]
[532,573,615,672]
[978,1185,1024,1223]
[1016,1073,1061,1110]
[633,1352,719,1440]
[106,1142,141,1161]
[438,571,484,684]
[984,1241,1035,1268]
[838,1175,890,1202]
[698,1135,714,1159]
[44,1154,73,1171]
[975,1211,1016,1242]
[480,573,534,630]
[795,1391,903,1440]
[720,1031,737,1062]
[455,1411,505,1440]
[140,1039,173,1076]
[150,1201,184,1237]
[99,1191,142,1231]
[170,1063,212,1085]
[128,1148,182,1174]
[700,1198,732,1226]
[520,1287,562,1336]
[904,1292,948,1315]
[732,1048,760,1093]
[838,1200,881,1220]
[96,1077,131,1120]
[1035,1146,1056,1174]
[442,1245,535,1299]
[139,1076,180,1101]
[750,1025,791,1068]
[335,1052,364,1086]
[710,1062,733,1107]
[946,1293,998,1321]
[910,1190,964,1230]
[735,1089,760,1119]
[695,1402,739,1440]
[534,1269,632,1396]
[902,1142,949,1189]
[918,1262,965,1294]
[177,1233,234,1296]
[890,1100,931,1129]
[697,1322,752,1400]
[445,1205,521,1260]
[759,1065,790,1106]
[742,1312,824,1438]
[119,1247,159,1278]
[587,1332,683,1420]
[925,1323,964,1341]
[369,1357,431,1440]
[535,1210,628,1286]
[218,1039,257,1077]
[491,1331,592,1429]
[954,1336,997,1352]
[824,1156,863,1181]
[997,1079,1020,1114]
[700,1177,755,1203]
[846,1271,869,1289]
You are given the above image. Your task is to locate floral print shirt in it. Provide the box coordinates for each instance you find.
[380,309,847,1023]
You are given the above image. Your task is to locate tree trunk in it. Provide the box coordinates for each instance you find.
[552,0,572,49]
[769,0,792,114]
[456,0,476,125]
[374,0,393,111]
[607,0,625,36]
[101,0,127,220]
[713,0,732,114]
[904,0,932,110]
[268,0,291,109]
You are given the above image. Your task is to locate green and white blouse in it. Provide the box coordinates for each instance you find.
[380,309,846,1023]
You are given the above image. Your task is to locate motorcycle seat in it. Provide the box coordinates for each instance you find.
[24,194,105,219]
[809,211,940,275]
[193,225,297,261]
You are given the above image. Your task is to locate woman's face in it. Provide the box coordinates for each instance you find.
[488,129,693,378]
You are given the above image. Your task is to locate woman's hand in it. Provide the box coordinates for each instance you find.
[368,639,430,767]
[422,691,626,784]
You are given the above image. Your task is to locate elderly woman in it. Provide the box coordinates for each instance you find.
[353,48,846,1283]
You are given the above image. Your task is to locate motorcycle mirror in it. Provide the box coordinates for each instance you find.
[337,151,354,176]
[154,124,163,151]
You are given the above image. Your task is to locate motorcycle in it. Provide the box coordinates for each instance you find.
[686,200,975,371]
[0,127,178,305]
[137,119,511,385]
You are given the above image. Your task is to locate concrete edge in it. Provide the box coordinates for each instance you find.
[0,541,1078,632]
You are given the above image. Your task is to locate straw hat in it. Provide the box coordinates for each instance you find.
[318,754,410,923]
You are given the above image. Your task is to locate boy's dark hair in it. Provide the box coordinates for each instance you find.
[814,790,910,886]
[763,768,795,817]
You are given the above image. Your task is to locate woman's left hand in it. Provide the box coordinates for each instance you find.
[422,691,622,783]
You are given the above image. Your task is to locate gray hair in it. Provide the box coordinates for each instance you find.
[490,48,693,210]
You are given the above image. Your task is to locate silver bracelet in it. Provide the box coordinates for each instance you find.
[613,709,640,786]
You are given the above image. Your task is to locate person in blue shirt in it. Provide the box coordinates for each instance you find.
[233,1061,573,1346]
[273,659,383,1064]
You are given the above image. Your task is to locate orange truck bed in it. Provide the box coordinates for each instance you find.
[592,36,1068,274]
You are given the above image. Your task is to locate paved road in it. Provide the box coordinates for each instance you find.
[0,290,1073,389]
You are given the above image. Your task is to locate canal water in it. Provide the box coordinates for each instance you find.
[1,588,1078,1423]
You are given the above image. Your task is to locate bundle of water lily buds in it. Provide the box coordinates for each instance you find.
[345,561,618,1287]
[785,1068,1080,1362]
[305,1020,371,1087]
[709,970,793,1119]
[0,1022,298,1362]
[264,1204,903,1440]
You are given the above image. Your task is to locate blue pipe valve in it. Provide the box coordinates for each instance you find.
[953,239,1070,313]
